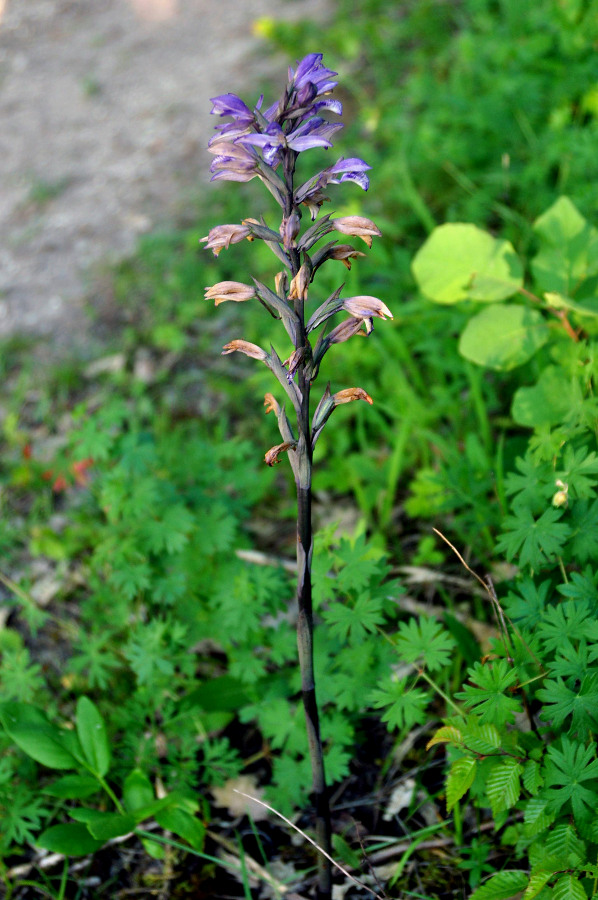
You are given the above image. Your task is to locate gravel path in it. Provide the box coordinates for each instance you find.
[0,0,329,350]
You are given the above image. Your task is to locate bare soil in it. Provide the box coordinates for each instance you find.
[0,0,329,352]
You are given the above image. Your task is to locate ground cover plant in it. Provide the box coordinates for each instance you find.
[2,1,598,897]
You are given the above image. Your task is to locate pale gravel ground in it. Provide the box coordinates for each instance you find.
[0,0,330,350]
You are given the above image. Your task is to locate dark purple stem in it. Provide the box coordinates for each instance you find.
[285,147,332,900]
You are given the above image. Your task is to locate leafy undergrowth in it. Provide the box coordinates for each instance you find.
[4,0,598,897]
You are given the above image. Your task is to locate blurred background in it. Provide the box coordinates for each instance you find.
[0,0,329,346]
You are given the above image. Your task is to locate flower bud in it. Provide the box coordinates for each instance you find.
[280,213,301,251]
[289,263,312,301]
[552,479,569,508]
[204,281,256,305]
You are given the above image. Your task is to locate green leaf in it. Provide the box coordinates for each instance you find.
[544,823,585,867]
[532,196,598,296]
[456,660,521,726]
[426,725,463,750]
[496,506,571,569]
[461,723,502,755]
[446,756,477,811]
[544,291,598,320]
[155,806,205,850]
[369,678,430,731]
[470,871,529,900]
[523,871,554,900]
[76,697,110,777]
[522,760,543,796]
[394,616,455,672]
[0,702,81,770]
[486,759,522,816]
[553,874,588,900]
[458,305,549,371]
[43,774,100,799]
[512,366,583,428]
[70,808,137,841]
[123,768,155,812]
[36,823,104,856]
[412,223,523,304]
[543,738,598,823]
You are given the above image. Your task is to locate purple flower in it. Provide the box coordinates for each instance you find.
[210,93,256,126]
[295,157,372,208]
[290,53,338,97]
[237,117,342,166]
[207,139,259,182]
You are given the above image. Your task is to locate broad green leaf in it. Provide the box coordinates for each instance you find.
[43,774,100,799]
[532,197,598,295]
[155,806,205,850]
[426,725,463,750]
[461,723,502,755]
[524,871,554,900]
[486,759,522,816]
[70,808,136,841]
[76,697,110,777]
[458,305,549,370]
[470,870,529,900]
[512,366,582,428]
[544,291,598,319]
[123,768,154,812]
[446,756,476,811]
[553,875,587,900]
[412,223,523,304]
[36,823,104,856]
[545,823,585,867]
[0,702,81,770]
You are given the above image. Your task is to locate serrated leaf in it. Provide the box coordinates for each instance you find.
[412,223,523,304]
[544,823,585,867]
[470,870,529,900]
[486,759,522,816]
[446,756,477,811]
[524,871,554,900]
[459,305,549,371]
[76,697,110,777]
[426,725,463,750]
[462,723,502,755]
[553,875,587,900]
[523,760,544,796]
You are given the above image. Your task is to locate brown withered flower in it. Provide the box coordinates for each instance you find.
[331,215,382,248]
[221,340,268,360]
[200,224,251,256]
[204,281,256,305]
[264,441,297,466]
[333,387,373,405]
